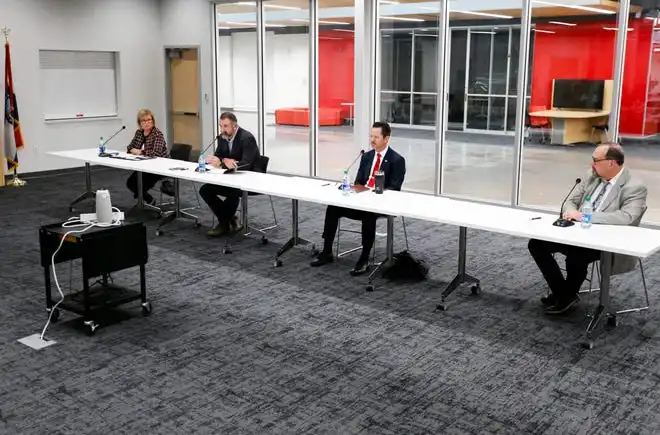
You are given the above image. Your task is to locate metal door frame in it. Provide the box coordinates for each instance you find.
[164,45,204,151]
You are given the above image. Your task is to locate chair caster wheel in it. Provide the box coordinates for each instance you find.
[142,301,152,316]
[223,248,232,254]
[156,229,163,236]
[84,321,98,337]
[436,303,447,311]
[69,206,75,213]
[606,315,618,328]
[49,308,60,323]
[581,340,595,350]
[194,220,202,228]
[471,285,481,295]
[273,259,282,268]
[261,236,268,245]
[366,284,374,292]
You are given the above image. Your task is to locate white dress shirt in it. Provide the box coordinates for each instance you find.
[366,146,388,188]
[589,167,623,212]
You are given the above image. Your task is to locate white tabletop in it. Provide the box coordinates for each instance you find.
[50,148,660,258]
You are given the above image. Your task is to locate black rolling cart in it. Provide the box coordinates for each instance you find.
[39,221,151,336]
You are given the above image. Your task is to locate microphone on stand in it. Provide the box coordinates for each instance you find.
[345,149,365,173]
[194,135,220,172]
[553,177,582,227]
[98,125,127,157]
[336,149,365,189]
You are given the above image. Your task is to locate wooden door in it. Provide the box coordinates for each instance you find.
[167,48,201,154]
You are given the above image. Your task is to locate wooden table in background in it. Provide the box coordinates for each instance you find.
[531,109,610,146]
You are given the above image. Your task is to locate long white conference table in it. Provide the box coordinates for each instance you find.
[51,148,660,348]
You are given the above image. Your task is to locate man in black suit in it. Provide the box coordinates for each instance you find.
[311,121,406,275]
[200,112,260,237]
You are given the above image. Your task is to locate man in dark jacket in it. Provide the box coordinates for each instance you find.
[311,121,406,275]
[200,112,260,237]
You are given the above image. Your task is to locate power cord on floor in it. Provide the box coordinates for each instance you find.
[40,208,123,341]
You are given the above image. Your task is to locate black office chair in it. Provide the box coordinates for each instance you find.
[218,155,279,254]
[242,155,278,238]
[156,143,201,212]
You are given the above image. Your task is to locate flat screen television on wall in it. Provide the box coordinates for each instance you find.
[552,79,605,110]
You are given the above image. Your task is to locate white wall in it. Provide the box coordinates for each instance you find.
[215,31,309,114]
[1,0,165,174]
[160,0,215,149]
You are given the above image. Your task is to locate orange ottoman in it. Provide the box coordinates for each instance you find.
[275,107,343,126]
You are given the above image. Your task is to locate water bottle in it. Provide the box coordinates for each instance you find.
[340,170,351,195]
[198,154,206,172]
[581,195,593,229]
[98,136,105,154]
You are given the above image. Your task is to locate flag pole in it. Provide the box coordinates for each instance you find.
[2,27,26,187]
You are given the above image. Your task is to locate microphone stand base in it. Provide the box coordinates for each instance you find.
[552,218,575,227]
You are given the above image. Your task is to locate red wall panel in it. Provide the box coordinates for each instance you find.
[644,30,660,135]
[318,30,354,116]
[531,19,652,136]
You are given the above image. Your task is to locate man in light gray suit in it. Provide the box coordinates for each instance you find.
[528,143,648,314]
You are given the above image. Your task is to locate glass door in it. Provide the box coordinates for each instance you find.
[448,30,467,131]
[461,27,522,133]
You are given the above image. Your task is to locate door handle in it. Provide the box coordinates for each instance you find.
[173,111,199,117]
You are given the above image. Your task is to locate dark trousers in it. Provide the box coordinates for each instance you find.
[321,205,378,262]
[126,171,162,204]
[199,183,242,221]
[528,239,601,302]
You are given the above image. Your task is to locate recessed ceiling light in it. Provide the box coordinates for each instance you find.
[452,10,513,19]
[549,21,577,27]
[603,27,634,31]
[533,1,615,15]
[265,4,302,10]
[534,29,556,34]
[381,16,425,22]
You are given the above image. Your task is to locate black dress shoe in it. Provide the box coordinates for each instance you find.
[540,294,556,306]
[311,253,334,267]
[349,261,369,276]
[544,295,579,315]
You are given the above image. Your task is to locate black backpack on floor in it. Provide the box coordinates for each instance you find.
[381,250,429,282]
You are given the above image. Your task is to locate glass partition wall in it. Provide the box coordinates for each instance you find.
[214,1,652,222]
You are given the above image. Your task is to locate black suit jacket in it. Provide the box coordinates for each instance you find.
[355,148,406,191]
[213,127,260,170]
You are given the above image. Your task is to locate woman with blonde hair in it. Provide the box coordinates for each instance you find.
[126,109,170,205]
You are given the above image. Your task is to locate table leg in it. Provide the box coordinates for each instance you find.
[137,172,144,209]
[436,226,480,311]
[139,263,152,316]
[582,251,612,349]
[82,276,98,335]
[273,199,315,267]
[156,178,200,235]
[44,266,53,312]
[69,162,96,212]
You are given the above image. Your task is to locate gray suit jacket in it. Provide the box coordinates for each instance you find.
[564,167,648,274]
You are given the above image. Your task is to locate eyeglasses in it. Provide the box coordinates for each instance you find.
[140,118,153,124]
[592,157,612,163]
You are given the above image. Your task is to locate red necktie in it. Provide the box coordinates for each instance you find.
[367,152,382,188]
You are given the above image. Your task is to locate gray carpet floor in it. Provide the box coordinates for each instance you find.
[2,167,660,434]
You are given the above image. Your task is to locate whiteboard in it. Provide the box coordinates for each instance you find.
[39,50,118,120]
